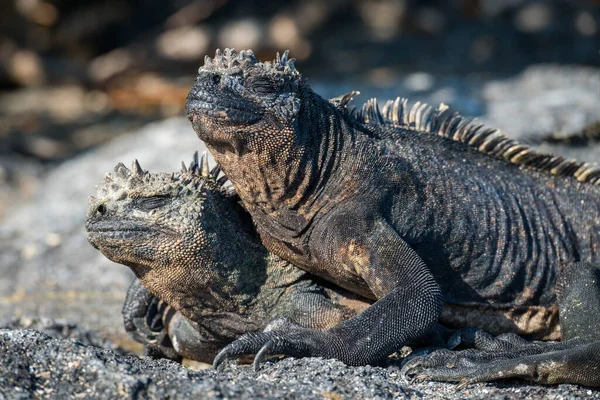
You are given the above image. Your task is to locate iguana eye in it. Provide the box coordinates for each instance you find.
[248,77,278,94]
[253,82,273,94]
[134,196,170,211]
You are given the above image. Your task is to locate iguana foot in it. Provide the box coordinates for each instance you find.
[401,329,600,387]
[122,279,181,361]
[213,318,344,370]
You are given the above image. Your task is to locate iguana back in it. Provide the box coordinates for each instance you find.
[185,49,600,386]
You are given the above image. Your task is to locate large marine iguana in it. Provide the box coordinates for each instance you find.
[184,48,600,386]
[85,155,371,363]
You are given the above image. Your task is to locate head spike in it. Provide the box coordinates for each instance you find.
[216,176,229,187]
[114,162,131,178]
[132,159,144,176]
[201,151,210,177]
[190,151,199,174]
[181,161,188,174]
[210,165,222,179]
[214,48,223,67]
[287,58,296,72]
[198,153,205,175]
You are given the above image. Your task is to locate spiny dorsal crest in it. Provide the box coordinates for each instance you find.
[345,96,600,186]
[329,91,360,110]
[97,152,230,198]
[200,48,299,76]
[182,151,227,186]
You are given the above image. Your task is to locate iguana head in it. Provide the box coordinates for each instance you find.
[186,48,316,155]
[85,153,265,319]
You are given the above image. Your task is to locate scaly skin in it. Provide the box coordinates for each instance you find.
[185,48,600,386]
[86,155,370,363]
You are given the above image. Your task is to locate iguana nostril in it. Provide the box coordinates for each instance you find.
[96,204,107,216]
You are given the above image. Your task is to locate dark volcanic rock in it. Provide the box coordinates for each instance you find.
[2,329,599,399]
[1,329,204,399]
[1,317,132,356]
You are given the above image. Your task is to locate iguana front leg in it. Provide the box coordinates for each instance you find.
[122,279,181,361]
[123,279,233,363]
[214,217,443,368]
[402,262,600,387]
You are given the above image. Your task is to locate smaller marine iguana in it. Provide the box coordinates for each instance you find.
[85,154,371,363]
[185,48,600,386]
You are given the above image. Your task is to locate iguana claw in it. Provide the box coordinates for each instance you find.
[130,315,162,343]
[253,339,276,371]
[213,332,282,370]
[212,332,269,370]
[212,348,229,370]
[213,325,341,370]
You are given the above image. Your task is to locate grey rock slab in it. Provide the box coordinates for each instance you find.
[314,65,600,160]
[481,65,600,143]
[0,316,132,356]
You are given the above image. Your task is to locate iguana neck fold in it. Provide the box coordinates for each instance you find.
[202,92,357,241]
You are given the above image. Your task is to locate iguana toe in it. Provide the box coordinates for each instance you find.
[130,315,161,344]
[122,279,181,361]
[213,324,342,370]
[213,332,292,370]
[402,337,600,387]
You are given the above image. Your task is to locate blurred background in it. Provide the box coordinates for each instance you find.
[1,0,599,352]
[3,0,600,163]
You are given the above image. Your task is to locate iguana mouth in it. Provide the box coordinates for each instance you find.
[185,91,263,124]
[89,228,149,239]
[85,220,163,242]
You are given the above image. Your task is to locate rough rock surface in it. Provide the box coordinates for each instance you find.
[1,329,599,400]
[2,66,600,398]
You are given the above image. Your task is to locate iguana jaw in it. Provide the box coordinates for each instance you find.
[85,216,174,268]
[86,219,155,241]
[186,112,247,154]
[185,92,263,126]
